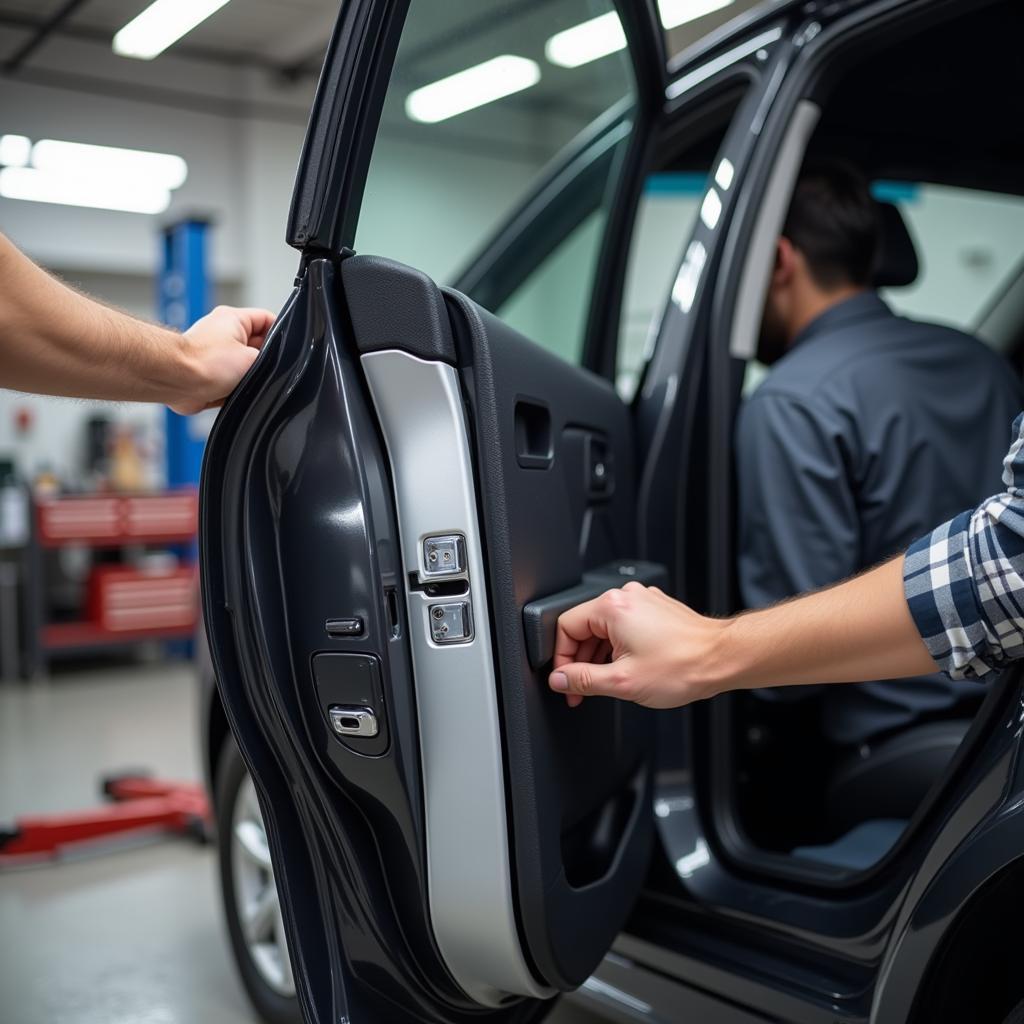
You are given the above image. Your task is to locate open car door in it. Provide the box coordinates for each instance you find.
[200,1,669,1021]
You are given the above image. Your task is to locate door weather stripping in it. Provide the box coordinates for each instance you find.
[361,349,553,1006]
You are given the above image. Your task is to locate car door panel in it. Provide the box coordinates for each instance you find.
[202,260,506,1023]
[201,0,669,1018]
[344,255,657,992]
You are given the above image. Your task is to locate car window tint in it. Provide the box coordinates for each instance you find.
[353,0,637,366]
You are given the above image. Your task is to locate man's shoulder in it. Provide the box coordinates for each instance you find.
[771,308,1010,392]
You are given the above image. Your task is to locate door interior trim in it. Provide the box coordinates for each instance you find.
[361,348,552,1006]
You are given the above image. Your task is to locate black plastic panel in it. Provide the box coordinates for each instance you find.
[442,288,654,991]
[342,254,457,363]
[311,652,389,757]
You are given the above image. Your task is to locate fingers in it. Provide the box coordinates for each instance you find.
[551,591,616,669]
[549,659,628,701]
[208,306,275,347]
[561,636,611,708]
[234,307,275,347]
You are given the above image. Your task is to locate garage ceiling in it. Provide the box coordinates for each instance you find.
[0,0,763,161]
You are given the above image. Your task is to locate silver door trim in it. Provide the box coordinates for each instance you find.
[361,348,552,1006]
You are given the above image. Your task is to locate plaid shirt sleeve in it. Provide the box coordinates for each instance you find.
[903,412,1024,679]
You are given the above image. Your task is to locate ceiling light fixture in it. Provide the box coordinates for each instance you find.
[545,12,625,69]
[113,0,232,60]
[546,0,736,68]
[31,140,188,190]
[659,0,735,31]
[0,167,172,215]
[405,55,541,124]
[0,134,31,168]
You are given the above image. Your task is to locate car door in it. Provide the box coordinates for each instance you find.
[200,2,668,1022]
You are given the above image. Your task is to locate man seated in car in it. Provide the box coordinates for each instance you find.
[737,160,1024,757]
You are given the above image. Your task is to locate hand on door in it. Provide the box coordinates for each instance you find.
[548,556,938,709]
[548,582,729,709]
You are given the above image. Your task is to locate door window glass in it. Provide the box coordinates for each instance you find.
[354,0,636,364]
[616,172,706,397]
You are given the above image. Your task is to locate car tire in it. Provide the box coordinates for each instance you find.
[1002,1000,1024,1024]
[216,738,302,1024]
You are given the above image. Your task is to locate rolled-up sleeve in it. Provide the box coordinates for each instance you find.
[904,413,1024,679]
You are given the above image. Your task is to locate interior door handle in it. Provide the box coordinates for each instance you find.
[522,560,669,670]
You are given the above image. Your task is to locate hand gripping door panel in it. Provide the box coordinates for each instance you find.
[200,258,552,1024]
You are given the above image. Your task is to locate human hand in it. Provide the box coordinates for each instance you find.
[548,582,731,709]
[170,306,275,415]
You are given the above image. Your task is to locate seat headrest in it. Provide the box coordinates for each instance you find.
[872,201,919,288]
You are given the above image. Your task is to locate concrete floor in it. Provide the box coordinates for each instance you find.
[0,662,603,1024]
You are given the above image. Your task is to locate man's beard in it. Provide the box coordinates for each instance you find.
[757,300,788,366]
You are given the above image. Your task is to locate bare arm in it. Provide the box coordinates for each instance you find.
[548,555,937,709]
[0,232,273,413]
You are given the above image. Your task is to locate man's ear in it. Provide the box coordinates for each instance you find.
[773,237,797,287]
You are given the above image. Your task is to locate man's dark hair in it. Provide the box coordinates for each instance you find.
[782,160,880,289]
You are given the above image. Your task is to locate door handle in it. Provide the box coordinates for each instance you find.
[522,560,669,670]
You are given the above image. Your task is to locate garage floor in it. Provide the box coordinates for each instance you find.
[0,663,602,1024]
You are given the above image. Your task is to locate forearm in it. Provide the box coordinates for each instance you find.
[716,555,938,692]
[0,233,199,405]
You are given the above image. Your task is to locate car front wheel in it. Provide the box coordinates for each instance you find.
[216,738,301,1024]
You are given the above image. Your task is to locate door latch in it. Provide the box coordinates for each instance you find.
[422,534,466,577]
[429,601,473,644]
[328,705,380,738]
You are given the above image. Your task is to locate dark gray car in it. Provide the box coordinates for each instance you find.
[199,0,1024,1022]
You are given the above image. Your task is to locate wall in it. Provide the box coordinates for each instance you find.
[0,41,543,484]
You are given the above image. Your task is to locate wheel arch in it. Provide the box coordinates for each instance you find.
[872,804,1024,1024]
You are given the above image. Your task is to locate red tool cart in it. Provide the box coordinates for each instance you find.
[24,490,199,676]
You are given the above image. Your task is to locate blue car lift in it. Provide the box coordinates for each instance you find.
[159,218,212,490]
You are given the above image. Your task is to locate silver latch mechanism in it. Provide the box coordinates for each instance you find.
[328,705,379,738]
[429,601,473,644]
[422,534,466,577]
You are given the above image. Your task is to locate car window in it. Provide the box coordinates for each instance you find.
[353,0,637,367]
[616,172,706,398]
[875,182,1024,337]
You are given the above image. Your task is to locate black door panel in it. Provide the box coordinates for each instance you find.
[202,259,551,1023]
[341,254,657,993]
[437,279,656,989]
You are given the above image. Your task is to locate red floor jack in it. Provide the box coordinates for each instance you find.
[0,773,211,867]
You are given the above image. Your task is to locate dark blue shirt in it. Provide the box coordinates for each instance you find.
[737,292,1024,744]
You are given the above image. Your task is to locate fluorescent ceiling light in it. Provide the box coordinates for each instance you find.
[0,134,31,167]
[113,0,232,60]
[546,12,625,69]
[546,0,736,69]
[0,167,171,215]
[32,140,188,190]
[406,55,541,124]
[659,0,735,31]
